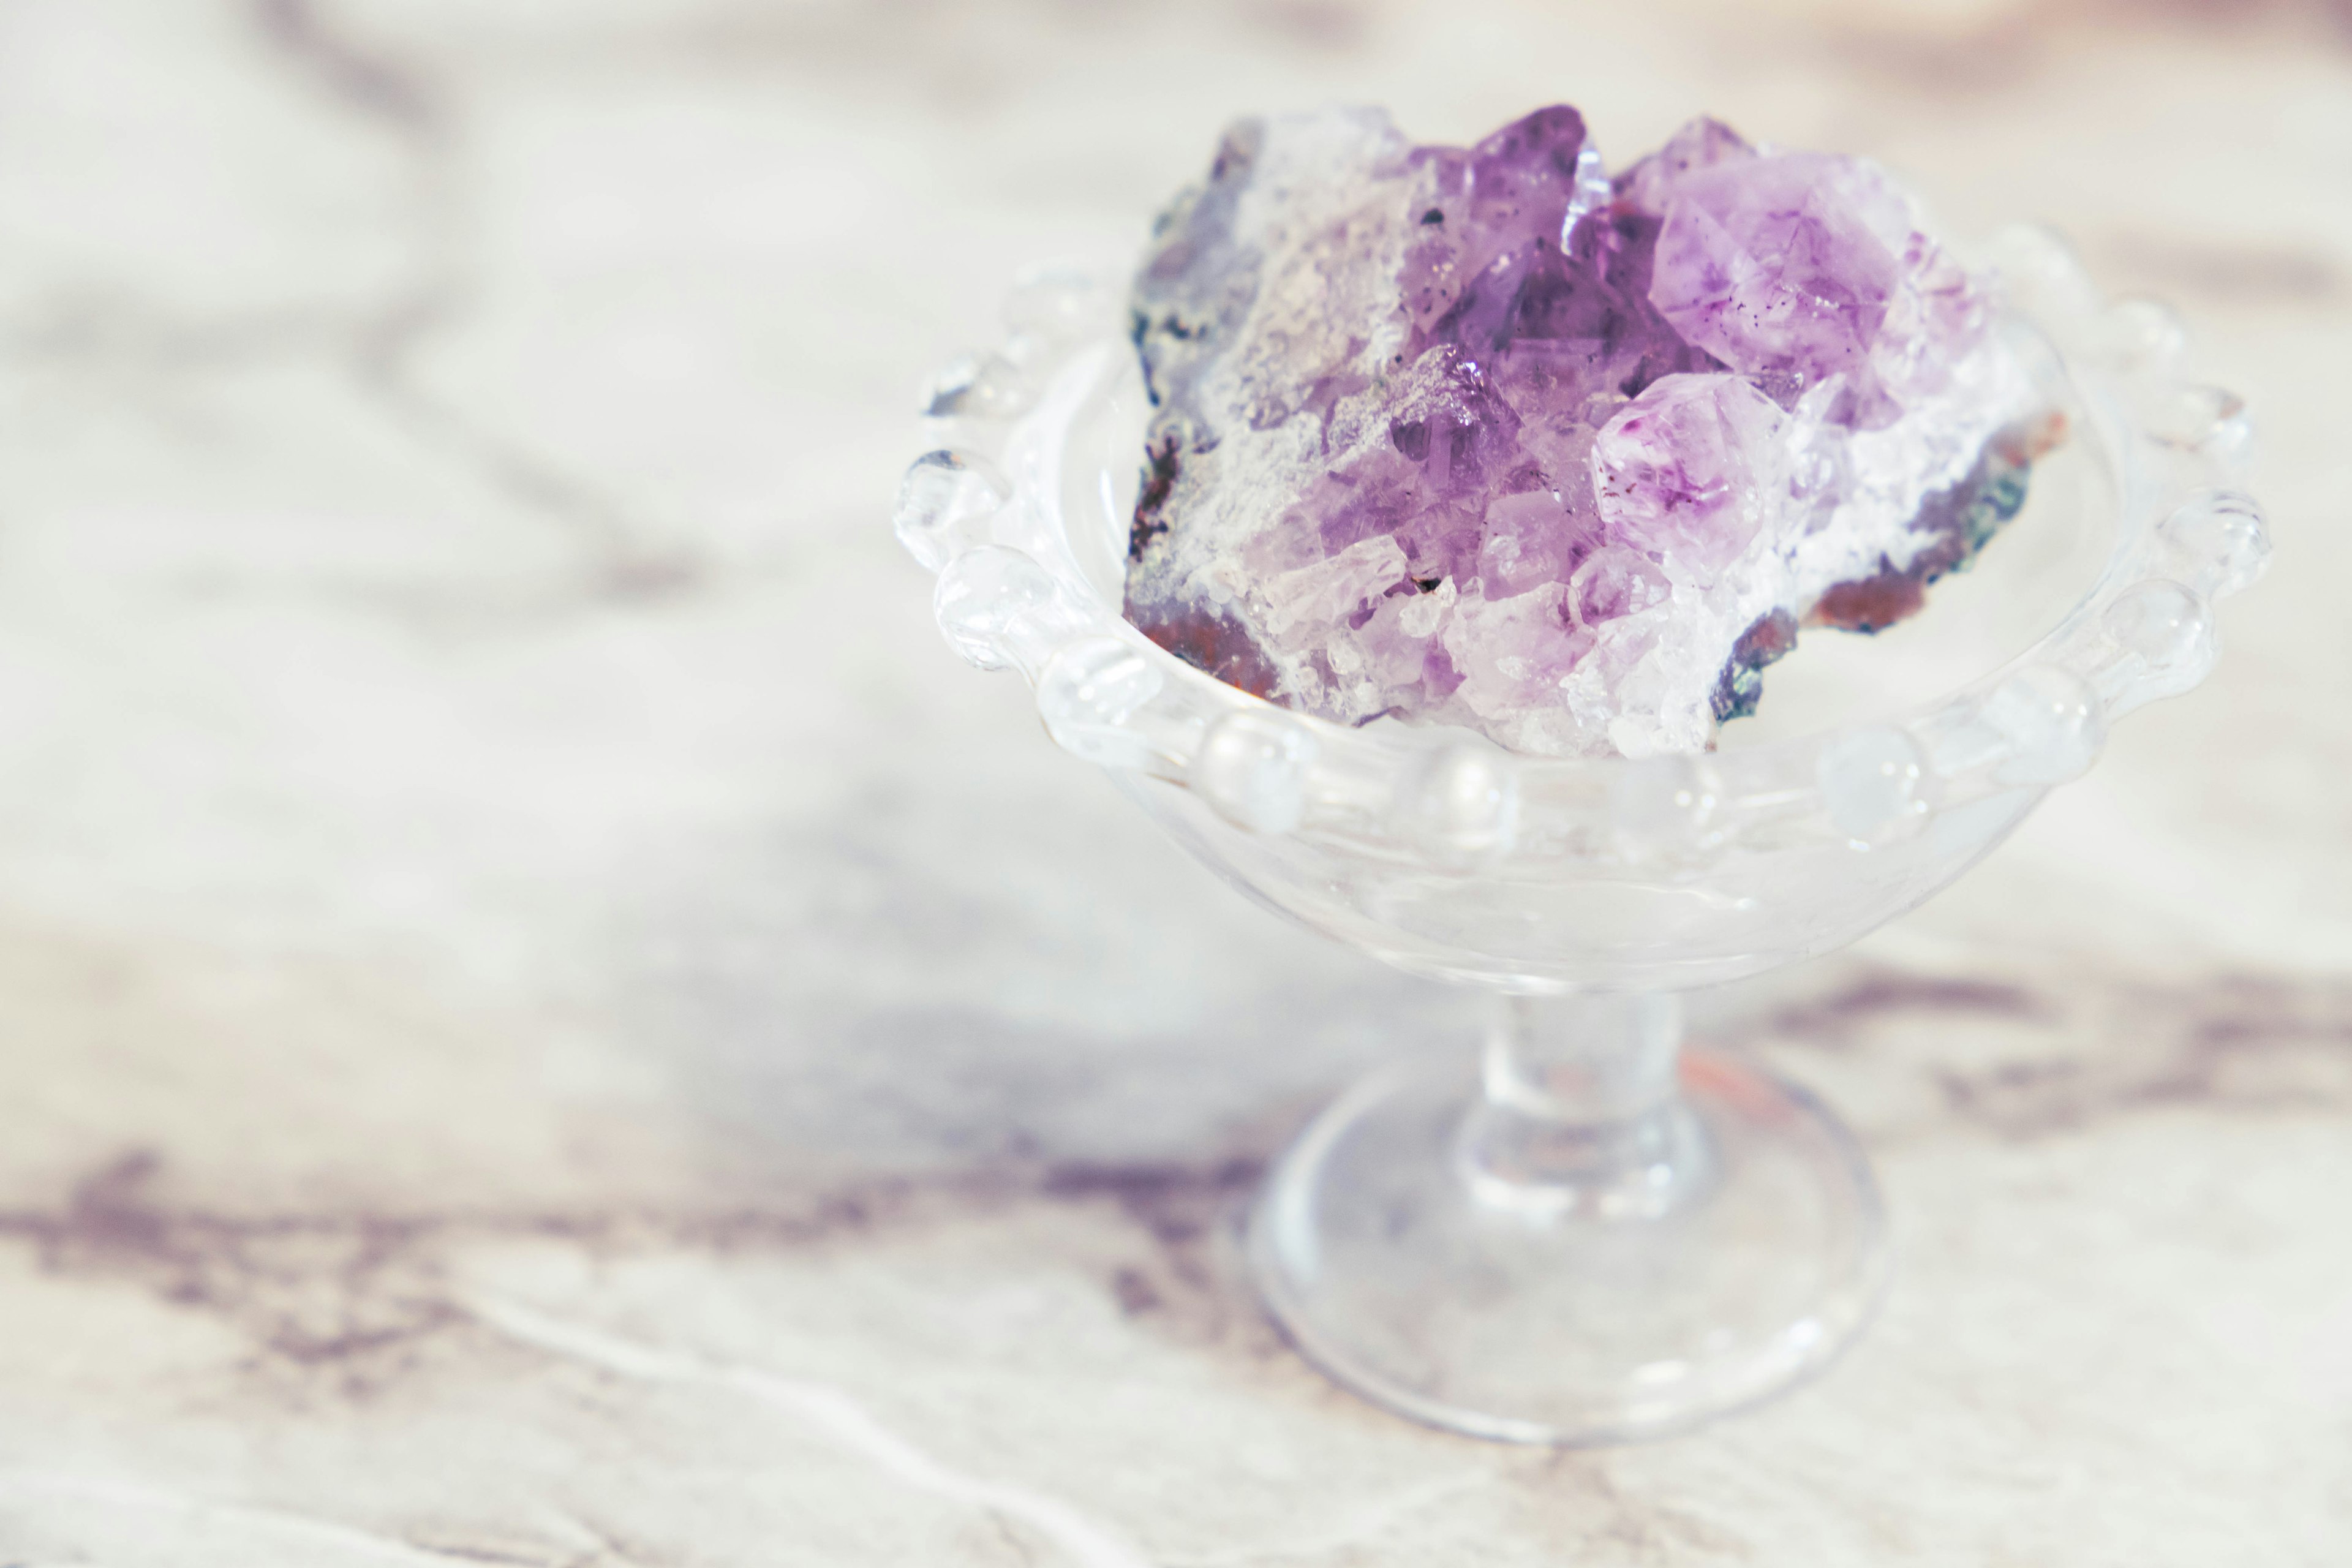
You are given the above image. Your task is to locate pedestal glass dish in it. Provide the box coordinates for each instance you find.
[894,233,2268,1444]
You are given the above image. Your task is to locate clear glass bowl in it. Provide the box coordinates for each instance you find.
[893,230,2268,1444]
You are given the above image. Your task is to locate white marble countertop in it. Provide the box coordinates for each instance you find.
[0,1,2346,1562]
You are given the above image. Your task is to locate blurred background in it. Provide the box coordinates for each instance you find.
[0,1,2344,1562]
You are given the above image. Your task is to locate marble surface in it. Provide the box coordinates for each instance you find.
[0,1,2347,1562]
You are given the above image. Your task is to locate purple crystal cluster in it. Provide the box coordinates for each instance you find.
[1123,106,2051,756]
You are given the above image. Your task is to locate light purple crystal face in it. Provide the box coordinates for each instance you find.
[1123,106,2048,756]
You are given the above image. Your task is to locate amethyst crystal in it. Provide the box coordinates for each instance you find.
[1123,106,2051,757]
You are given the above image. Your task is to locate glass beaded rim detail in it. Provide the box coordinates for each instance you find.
[894,229,2269,867]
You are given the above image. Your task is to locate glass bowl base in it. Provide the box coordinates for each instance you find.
[1247,1048,1890,1445]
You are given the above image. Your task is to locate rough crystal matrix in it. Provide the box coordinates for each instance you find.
[1123,105,2054,757]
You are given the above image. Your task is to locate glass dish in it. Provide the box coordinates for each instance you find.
[892,230,2267,1444]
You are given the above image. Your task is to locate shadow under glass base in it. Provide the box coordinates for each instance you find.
[1246,1047,1890,1446]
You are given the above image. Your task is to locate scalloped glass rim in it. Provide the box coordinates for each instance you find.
[902,227,2267,868]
